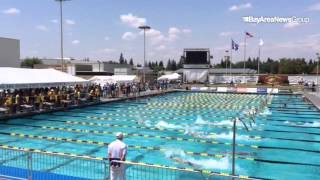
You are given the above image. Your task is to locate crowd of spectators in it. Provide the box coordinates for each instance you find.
[0,81,174,115]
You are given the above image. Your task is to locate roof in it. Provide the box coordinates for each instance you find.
[0,67,88,89]
[89,75,139,84]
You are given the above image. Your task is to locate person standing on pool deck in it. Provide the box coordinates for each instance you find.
[108,132,127,180]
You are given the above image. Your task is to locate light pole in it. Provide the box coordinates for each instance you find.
[55,0,71,72]
[138,25,151,83]
[316,53,320,91]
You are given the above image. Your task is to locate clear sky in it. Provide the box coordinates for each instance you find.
[1,0,320,64]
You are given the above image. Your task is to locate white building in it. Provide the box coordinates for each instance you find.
[0,37,20,67]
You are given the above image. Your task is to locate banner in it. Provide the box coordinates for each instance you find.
[257,87,267,94]
[217,87,227,92]
[227,87,236,92]
[236,87,247,93]
[258,75,289,85]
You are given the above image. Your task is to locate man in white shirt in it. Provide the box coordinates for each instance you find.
[108,132,127,180]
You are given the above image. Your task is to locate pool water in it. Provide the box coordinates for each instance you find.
[0,92,320,179]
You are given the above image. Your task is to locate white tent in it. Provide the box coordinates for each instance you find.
[157,73,181,81]
[112,75,139,83]
[89,75,139,85]
[89,76,115,85]
[0,67,88,89]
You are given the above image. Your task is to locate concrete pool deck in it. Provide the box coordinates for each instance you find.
[304,92,320,110]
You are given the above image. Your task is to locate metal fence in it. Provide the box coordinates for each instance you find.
[0,146,259,180]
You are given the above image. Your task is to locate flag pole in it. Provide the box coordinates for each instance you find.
[243,34,247,72]
[258,43,261,75]
[230,39,233,80]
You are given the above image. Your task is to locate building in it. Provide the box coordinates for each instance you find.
[34,59,136,79]
[0,37,20,67]
[182,48,211,83]
[176,68,258,84]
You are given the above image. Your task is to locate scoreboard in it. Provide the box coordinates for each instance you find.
[184,49,210,65]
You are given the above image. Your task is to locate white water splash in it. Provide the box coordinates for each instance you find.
[186,157,230,170]
[212,120,233,126]
[155,121,183,129]
[300,121,320,127]
[164,148,236,171]
[259,108,272,116]
[284,121,290,124]
[211,132,253,141]
[195,115,209,125]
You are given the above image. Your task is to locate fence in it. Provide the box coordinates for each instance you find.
[0,146,261,180]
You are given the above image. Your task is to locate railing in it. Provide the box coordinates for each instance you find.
[0,146,106,180]
[0,146,261,180]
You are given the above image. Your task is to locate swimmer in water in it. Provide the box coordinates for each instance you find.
[168,155,198,167]
[184,128,209,139]
[136,119,145,125]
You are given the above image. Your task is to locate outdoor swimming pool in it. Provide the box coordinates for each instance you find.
[0,92,320,179]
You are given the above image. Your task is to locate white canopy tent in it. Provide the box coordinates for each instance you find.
[0,67,88,89]
[89,76,116,85]
[89,75,139,85]
[157,73,181,81]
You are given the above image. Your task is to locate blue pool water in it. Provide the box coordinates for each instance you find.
[0,92,320,179]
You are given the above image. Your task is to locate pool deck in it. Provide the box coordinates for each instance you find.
[0,89,176,121]
[304,92,320,110]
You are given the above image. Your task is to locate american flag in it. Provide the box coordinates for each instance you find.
[245,32,254,38]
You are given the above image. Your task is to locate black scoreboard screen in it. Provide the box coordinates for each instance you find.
[185,51,208,64]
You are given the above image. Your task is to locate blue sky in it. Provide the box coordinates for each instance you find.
[1,0,320,64]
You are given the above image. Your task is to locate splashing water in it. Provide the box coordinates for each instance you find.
[164,148,186,158]
[212,132,254,141]
[186,157,230,170]
[164,148,238,171]
[259,108,272,116]
[300,121,320,127]
[195,115,209,125]
[156,121,183,129]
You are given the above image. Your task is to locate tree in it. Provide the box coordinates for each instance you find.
[177,56,185,69]
[159,61,164,69]
[171,60,177,70]
[119,53,125,64]
[20,57,43,68]
[129,58,134,65]
[166,59,172,70]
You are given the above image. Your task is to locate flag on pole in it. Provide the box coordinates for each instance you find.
[231,39,239,51]
[259,39,264,46]
[245,32,254,38]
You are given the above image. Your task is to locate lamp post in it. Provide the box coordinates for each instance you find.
[316,53,320,91]
[138,25,151,83]
[55,0,71,72]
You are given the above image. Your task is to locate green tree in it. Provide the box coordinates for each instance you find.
[159,61,164,69]
[129,58,134,65]
[20,57,43,68]
[119,53,125,64]
[166,59,172,70]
